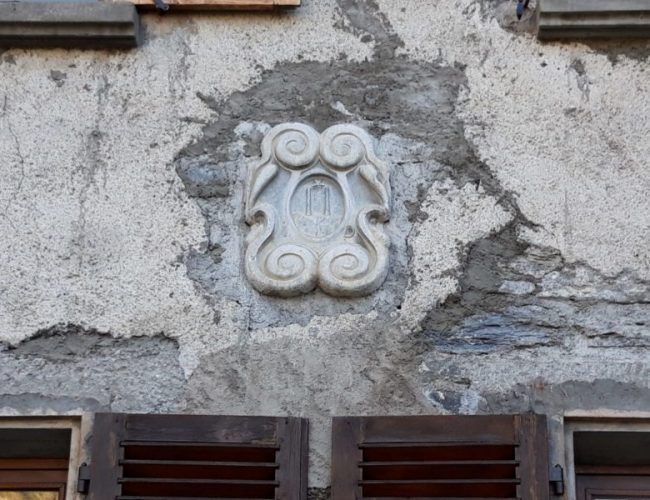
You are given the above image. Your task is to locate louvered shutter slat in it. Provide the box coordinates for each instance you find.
[332,415,549,500]
[362,497,520,500]
[88,413,307,500]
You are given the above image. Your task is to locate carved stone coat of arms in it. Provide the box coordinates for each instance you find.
[244,123,391,298]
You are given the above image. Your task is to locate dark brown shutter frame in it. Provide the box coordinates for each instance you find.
[88,413,308,500]
[332,414,550,500]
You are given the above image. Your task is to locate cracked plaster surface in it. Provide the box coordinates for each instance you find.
[0,0,372,373]
[0,0,649,488]
[377,0,650,277]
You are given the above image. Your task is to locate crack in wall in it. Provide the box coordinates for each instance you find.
[74,76,111,272]
[0,96,26,233]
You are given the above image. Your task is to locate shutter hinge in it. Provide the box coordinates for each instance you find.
[77,462,91,494]
[550,464,565,495]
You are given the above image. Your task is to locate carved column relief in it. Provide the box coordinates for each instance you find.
[244,123,391,297]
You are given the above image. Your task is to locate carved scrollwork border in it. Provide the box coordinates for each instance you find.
[244,123,390,298]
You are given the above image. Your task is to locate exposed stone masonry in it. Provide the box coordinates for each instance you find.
[0,0,649,490]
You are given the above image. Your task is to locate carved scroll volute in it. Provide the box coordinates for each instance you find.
[244,123,391,298]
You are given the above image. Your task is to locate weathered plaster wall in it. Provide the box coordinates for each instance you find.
[1,0,650,492]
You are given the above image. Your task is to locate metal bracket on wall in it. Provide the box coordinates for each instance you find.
[77,463,91,494]
[550,464,565,496]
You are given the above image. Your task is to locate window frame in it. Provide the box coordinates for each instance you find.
[0,417,84,500]
[563,413,650,500]
[576,474,650,500]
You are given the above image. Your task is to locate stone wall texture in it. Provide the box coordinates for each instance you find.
[1,0,650,489]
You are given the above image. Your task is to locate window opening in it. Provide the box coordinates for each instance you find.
[565,417,650,500]
[0,418,82,500]
[0,429,70,500]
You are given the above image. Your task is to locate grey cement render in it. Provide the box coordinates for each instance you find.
[0,2,141,49]
[1,0,650,493]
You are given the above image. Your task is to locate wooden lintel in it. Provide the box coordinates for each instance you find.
[125,0,300,10]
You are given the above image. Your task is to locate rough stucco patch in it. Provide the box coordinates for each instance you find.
[419,339,650,416]
[398,181,511,329]
[307,487,331,500]
[0,55,219,367]
[377,0,650,278]
[0,324,185,413]
[587,40,650,65]
[179,126,456,331]
[481,379,650,415]
[413,202,650,418]
[0,394,103,414]
[333,0,404,58]
[174,0,519,332]
[420,221,650,357]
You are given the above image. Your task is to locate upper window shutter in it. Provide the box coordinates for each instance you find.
[331,414,549,499]
[88,413,308,500]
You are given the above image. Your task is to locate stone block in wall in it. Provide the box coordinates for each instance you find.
[538,0,650,40]
[0,2,140,49]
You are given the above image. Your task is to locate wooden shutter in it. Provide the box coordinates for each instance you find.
[332,414,549,500]
[124,0,300,11]
[88,413,308,500]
